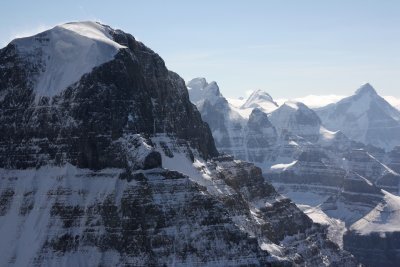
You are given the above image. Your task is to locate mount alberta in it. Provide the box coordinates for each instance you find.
[189,77,400,266]
[315,83,400,152]
[0,22,359,266]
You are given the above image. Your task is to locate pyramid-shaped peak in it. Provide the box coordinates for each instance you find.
[355,83,377,96]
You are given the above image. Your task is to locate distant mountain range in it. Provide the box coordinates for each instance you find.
[229,93,400,110]
[189,77,400,266]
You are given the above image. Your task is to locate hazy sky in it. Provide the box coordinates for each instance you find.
[1,0,399,98]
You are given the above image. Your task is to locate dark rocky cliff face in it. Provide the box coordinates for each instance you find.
[0,26,217,170]
[344,231,400,267]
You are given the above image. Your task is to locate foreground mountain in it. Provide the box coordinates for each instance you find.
[0,22,358,266]
[190,77,400,266]
[316,83,400,151]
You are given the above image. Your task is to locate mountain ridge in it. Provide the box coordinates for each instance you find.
[0,22,357,266]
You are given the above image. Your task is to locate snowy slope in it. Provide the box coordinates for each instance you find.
[11,21,125,100]
[350,190,400,234]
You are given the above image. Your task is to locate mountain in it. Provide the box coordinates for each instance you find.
[316,83,400,151]
[269,101,322,142]
[190,77,400,266]
[0,22,357,266]
[188,78,279,166]
[240,89,279,113]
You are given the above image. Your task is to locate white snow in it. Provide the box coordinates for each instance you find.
[151,135,236,196]
[12,21,125,100]
[282,101,299,110]
[350,190,400,235]
[260,242,284,255]
[298,204,347,247]
[319,127,337,141]
[226,97,246,108]
[270,161,297,171]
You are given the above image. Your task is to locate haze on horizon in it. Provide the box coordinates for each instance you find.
[1,0,399,99]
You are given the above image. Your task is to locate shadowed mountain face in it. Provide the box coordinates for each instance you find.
[0,22,358,266]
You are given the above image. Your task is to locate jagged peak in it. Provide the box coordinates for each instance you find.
[355,83,378,96]
[187,77,220,93]
[187,77,222,104]
[187,77,208,90]
[241,89,278,109]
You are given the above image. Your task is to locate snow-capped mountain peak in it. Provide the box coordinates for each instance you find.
[11,21,126,100]
[187,77,222,105]
[242,89,277,108]
[240,89,278,114]
[355,83,378,96]
[269,100,322,141]
[316,83,400,151]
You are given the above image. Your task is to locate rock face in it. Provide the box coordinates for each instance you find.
[0,22,358,266]
[343,231,400,267]
[0,22,218,170]
[316,83,400,151]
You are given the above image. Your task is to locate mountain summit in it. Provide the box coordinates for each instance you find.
[10,21,125,100]
[241,89,278,113]
[355,83,378,96]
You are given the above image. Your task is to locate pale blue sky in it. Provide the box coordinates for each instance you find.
[1,0,399,98]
